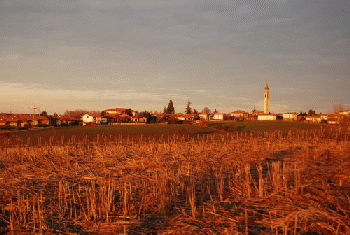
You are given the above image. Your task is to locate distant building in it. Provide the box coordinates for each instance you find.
[231,110,249,120]
[305,115,322,123]
[251,108,264,120]
[339,110,350,115]
[81,114,94,124]
[258,114,279,121]
[105,108,127,115]
[264,82,270,114]
[283,112,298,121]
[198,113,209,121]
[177,114,196,121]
[212,113,226,121]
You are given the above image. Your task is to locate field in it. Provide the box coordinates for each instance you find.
[209,121,326,132]
[0,123,349,234]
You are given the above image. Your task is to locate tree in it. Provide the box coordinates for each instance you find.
[185,100,192,114]
[193,109,198,115]
[125,108,132,116]
[202,107,211,114]
[40,111,47,116]
[213,109,218,114]
[166,100,175,114]
[139,111,152,118]
[308,109,315,116]
[333,104,344,113]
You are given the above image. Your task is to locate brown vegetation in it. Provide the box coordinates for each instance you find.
[0,127,349,234]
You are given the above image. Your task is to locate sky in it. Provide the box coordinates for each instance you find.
[0,0,349,115]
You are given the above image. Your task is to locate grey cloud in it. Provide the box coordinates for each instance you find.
[0,0,349,114]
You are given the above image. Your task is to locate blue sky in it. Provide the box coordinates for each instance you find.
[0,0,349,114]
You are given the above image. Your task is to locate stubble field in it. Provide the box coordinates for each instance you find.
[0,123,349,234]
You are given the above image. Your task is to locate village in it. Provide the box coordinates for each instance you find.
[1,83,349,129]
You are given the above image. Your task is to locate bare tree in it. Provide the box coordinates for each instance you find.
[333,104,344,113]
[202,107,212,114]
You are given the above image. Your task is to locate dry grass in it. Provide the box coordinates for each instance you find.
[0,127,349,234]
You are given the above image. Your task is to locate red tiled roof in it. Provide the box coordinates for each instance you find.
[231,110,248,114]
[105,108,127,112]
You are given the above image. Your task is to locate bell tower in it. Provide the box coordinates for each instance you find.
[264,82,269,114]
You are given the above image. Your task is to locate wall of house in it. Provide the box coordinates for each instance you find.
[258,115,276,121]
[283,114,297,120]
[82,115,94,123]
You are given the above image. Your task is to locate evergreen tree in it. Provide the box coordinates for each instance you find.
[185,100,192,114]
[167,100,175,114]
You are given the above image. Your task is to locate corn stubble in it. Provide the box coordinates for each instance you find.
[0,127,349,234]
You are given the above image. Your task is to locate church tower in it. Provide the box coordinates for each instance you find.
[264,82,269,114]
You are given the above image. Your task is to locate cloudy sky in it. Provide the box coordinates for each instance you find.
[1,0,349,115]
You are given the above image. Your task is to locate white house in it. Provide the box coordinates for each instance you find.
[82,114,94,124]
[212,113,226,121]
[258,114,278,121]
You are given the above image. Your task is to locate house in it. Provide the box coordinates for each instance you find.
[36,116,50,126]
[131,110,138,116]
[231,110,249,120]
[212,113,226,121]
[339,110,350,115]
[88,114,104,124]
[326,114,344,124]
[131,116,139,122]
[305,115,322,123]
[0,114,48,127]
[106,114,131,124]
[81,114,94,124]
[257,114,281,121]
[283,112,298,121]
[320,114,328,122]
[95,116,108,125]
[198,113,209,121]
[327,116,339,124]
[177,114,196,121]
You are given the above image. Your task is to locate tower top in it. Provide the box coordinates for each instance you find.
[265,82,269,89]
